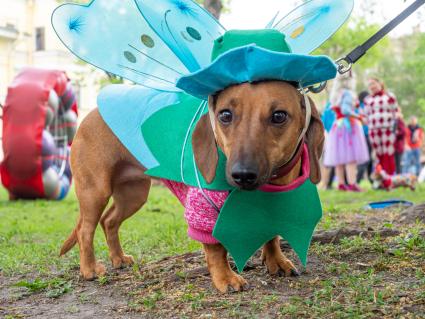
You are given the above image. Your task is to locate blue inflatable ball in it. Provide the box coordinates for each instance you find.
[56,175,71,200]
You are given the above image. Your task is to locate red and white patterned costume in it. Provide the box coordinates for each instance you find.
[363,90,397,175]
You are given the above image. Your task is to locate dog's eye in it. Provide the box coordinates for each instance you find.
[218,110,233,124]
[271,111,288,124]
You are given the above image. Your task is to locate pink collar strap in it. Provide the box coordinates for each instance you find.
[259,144,310,193]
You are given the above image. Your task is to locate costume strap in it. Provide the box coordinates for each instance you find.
[181,100,207,184]
[300,88,312,146]
[186,100,220,213]
[193,154,221,213]
[268,87,311,180]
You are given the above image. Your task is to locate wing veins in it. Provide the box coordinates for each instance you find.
[117,64,176,85]
[274,11,318,31]
[128,44,185,76]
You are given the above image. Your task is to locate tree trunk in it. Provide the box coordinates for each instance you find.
[203,0,223,19]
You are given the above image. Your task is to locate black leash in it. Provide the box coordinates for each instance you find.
[337,0,425,74]
[308,0,425,93]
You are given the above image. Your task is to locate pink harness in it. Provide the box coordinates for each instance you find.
[162,144,310,244]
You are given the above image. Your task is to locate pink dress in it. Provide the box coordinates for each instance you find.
[323,89,369,167]
[162,144,311,244]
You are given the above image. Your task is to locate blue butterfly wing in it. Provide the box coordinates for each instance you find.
[272,0,354,54]
[133,0,226,72]
[52,0,188,91]
[98,85,181,169]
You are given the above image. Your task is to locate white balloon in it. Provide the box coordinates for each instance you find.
[62,82,74,112]
[47,89,59,113]
[42,167,60,199]
[62,110,78,142]
[45,106,54,127]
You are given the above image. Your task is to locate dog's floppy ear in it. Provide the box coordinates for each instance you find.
[192,110,218,184]
[302,96,325,184]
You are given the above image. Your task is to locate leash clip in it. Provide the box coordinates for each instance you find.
[336,57,352,74]
[307,81,327,94]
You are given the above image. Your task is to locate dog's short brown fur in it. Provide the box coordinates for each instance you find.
[61,81,324,293]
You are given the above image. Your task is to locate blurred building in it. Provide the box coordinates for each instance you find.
[0,0,102,111]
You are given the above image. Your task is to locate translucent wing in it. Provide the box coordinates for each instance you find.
[98,85,181,168]
[134,0,226,72]
[265,11,280,29]
[52,0,189,91]
[272,0,354,54]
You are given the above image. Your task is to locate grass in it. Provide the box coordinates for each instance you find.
[0,185,200,276]
[123,225,424,318]
[320,182,424,211]
[281,229,425,318]
[1,183,424,318]
[0,183,424,275]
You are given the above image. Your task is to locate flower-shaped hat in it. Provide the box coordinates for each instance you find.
[176,29,337,99]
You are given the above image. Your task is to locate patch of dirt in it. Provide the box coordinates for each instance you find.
[399,203,425,224]
[1,206,424,318]
[326,202,425,230]
[0,271,141,319]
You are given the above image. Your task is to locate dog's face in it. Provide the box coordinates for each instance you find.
[192,81,324,190]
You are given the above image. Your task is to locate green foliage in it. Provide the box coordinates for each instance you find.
[311,18,390,106]
[14,279,49,292]
[314,18,389,69]
[376,32,425,124]
[314,15,425,125]
[14,278,73,298]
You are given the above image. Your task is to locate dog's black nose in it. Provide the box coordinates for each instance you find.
[231,163,258,188]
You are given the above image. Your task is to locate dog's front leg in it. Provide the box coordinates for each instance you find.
[261,237,300,277]
[203,243,248,293]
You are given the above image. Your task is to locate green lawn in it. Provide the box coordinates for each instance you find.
[0,185,199,276]
[1,183,424,318]
[0,183,424,276]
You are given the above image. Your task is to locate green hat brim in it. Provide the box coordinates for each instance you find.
[176,45,337,100]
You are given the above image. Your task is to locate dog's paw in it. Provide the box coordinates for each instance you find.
[111,254,135,269]
[212,271,249,293]
[262,252,299,277]
[80,262,107,280]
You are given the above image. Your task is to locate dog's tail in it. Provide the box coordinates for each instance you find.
[59,219,80,256]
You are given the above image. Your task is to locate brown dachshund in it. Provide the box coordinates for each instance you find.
[60,80,324,293]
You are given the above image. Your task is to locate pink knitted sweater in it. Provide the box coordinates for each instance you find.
[162,144,310,244]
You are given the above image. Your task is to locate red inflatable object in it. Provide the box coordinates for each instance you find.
[1,68,78,199]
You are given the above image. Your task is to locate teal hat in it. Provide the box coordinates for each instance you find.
[176,29,337,99]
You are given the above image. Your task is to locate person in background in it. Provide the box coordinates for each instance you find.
[394,108,407,174]
[323,72,370,192]
[363,77,397,175]
[404,116,424,175]
[356,90,373,184]
[321,100,337,189]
